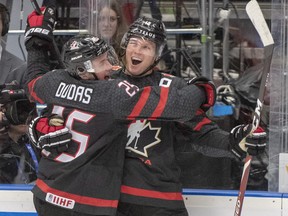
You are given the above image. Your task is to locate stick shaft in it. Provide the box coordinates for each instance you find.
[30,0,41,14]
[246,0,274,131]
[234,155,252,216]
[234,1,274,215]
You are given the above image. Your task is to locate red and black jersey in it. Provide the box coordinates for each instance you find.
[25,48,206,215]
[120,120,186,209]
[114,72,187,209]
[27,70,205,122]
[32,111,127,215]
[116,72,236,209]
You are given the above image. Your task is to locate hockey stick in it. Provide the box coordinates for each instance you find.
[30,0,65,69]
[234,154,252,216]
[30,0,41,14]
[233,1,274,216]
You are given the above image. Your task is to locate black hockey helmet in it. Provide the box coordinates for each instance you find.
[120,17,167,57]
[62,34,118,77]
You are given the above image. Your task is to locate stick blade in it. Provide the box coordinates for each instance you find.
[246,0,274,47]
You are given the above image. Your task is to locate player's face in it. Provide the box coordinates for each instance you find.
[98,7,118,41]
[125,37,156,76]
[91,51,113,80]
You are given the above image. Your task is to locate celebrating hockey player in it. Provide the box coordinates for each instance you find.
[24,6,218,216]
[111,17,266,216]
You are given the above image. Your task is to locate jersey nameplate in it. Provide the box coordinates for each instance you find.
[55,82,93,104]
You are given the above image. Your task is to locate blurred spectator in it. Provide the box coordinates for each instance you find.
[0,3,27,87]
[80,0,128,56]
[97,0,128,55]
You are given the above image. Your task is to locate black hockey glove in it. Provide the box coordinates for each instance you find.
[245,126,267,156]
[230,124,266,160]
[28,115,72,159]
[187,76,216,112]
[25,6,56,48]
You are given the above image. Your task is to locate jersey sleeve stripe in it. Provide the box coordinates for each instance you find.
[148,87,169,120]
[127,87,151,120]
[28,77,44,104]
[36,179,118,208]
[121,185,183,201]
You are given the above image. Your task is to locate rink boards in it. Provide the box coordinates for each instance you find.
[0,185,288,216]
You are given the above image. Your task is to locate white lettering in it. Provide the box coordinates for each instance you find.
[24,28,49,37]
[252,99,263,131]
[55,82,66,97]
[61,84,70,98]
[67,85,76,100]
[83,88,93,104]
[138,29,155,38]
[55,82,93,104]
[75,86,84,102]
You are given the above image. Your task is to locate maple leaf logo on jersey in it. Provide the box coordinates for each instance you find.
[126,120,161,157]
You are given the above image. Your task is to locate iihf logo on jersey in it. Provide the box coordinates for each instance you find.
[45,192,75,209]
[126,120,161,157]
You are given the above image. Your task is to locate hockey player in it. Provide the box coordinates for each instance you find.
[27,14,266,216]
[24,7,214,216]
[112,17,265,216]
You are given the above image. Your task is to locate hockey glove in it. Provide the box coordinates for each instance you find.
[245,126,266,156]
[28,115,72,158]
[230,124,266,160]
[25,6,56,48]
[230,124,252,159]
[187,76,216,112]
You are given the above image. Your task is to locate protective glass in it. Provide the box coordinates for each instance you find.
[79,0,129,56]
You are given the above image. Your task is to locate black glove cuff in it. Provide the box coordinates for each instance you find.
[25,37,52,50]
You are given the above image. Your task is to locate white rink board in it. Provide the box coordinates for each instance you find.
[283,194,288,216]
[0,185,286,216]
[0,185,36,216]
[183,189,282,216]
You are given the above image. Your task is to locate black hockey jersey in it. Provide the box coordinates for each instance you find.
[25,48,206,215]
[116,71,236,209]
[114,72,187,209]
[27,70,205,122]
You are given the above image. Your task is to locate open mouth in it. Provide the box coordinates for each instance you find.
[131,57,142,65]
